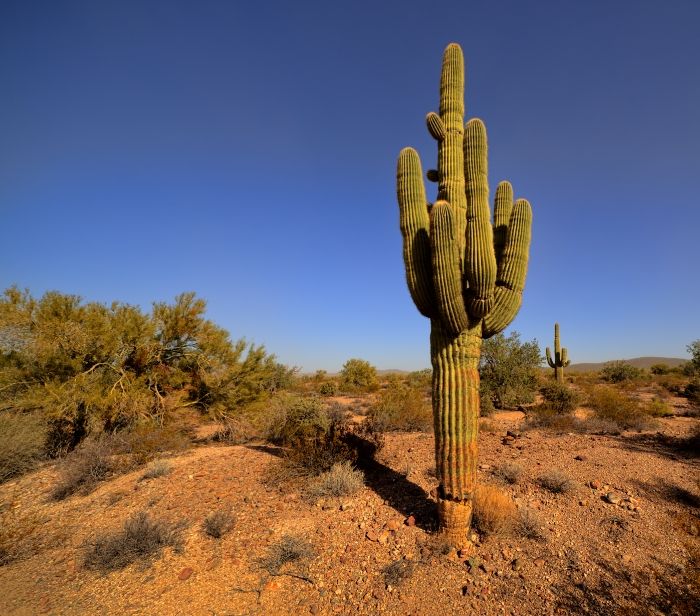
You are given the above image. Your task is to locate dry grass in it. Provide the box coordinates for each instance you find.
[306,461,364,501]
[517,506,545,540]
[495,461,524,484]
[51,439,116,500]
[586,385,657,430]
[83,511,183,572]
[382,559,415,586]
[472,484,518,536]
[479,419,499,433]
[258,535,314,575]
[538,469,576,494]
[139,460,172,481]
[369,383,432,432]
[202,507,235,539]
[0,412,46,483]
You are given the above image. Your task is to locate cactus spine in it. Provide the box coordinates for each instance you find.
[546,323,570,382]
[397,43,533,547]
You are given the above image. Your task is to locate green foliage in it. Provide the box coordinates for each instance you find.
[586,385,653,430]
[480,332,542,409]
[269,396,329,447]
[688,340,700,374]
[318,380,338,396]
[600,360,642,383]
[0,287,285,455]
[539,382,581,414]
[339,358,378,392]
[685,380,700,406]
[650,363,671,375]
[405,369,432,389]
[369,381,432,432]
[642,398,674,417]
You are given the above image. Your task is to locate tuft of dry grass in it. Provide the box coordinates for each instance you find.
[139,460,172,481]
[202,507,235,539]
[306,461,364,501]
[257,535,314,575]
[369,383,432,432]
[538,469,576,494]
[83,511,183,572]
[495,461,524,484]
[586,385,656,431]
[382,559,415,586]
[517,506,545,540]
[0,412,46,483]
[472,484,518,536]
[479,419,498,433]
[51,439,115,500]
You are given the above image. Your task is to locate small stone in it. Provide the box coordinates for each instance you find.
[533,558,545,567]
[621,554,632,564]
[178,567,194,581]
[470,533,479,544]
[340,502,353,511]
[458,548,472,559]
[589,481,600,490]
[574,455,586,461]
[385,519,401,532]
[365,530,378,542]
[309,605,320,615]
[378,530,390,545]
[264,579,280,591]
[405,515,416,527]
[603,492,621,505]
[689,524,699,536]
[478,464,492,471]
[512,558,522,571]
[507,430,520,438]
[578,500,587,507]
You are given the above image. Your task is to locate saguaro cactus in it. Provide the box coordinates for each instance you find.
[546,323,570,382]
[397,43,533,547]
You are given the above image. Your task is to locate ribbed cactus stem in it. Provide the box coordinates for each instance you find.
[546,322,570,382]
[396,43,533,547]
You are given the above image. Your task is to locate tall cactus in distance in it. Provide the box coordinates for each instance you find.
[397,43,533,547]
[546,323,570,382]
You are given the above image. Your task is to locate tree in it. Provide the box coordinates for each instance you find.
[480,332,542,409]
[687,340,700,374]
[340,358,378,392]
[600,360,641,383]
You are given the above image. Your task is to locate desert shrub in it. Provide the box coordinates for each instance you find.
[685,380,700,406]
[537,469,575,493]
[517,507,544,539]
[643,398,674,417]
[268,396,329,446]
[524,405,582,431]
[116,421,191,465]
[318,381,337,396]
[587,385,654,430]
[406,369,432,389]
[0,287,284,452]
[306,461,364,501]
[202,507,235,538]
[339,359,379,393]
[495,462,524,484]
[650,363,671,375]
[0,412,46,483]
[600,360,641,383]
[83,511,182,572]
[539,382,581,414]
[139,460,172,481]
[369,382,432,432]
[479,418,498,433]
[258,535,314,575]
[51,438,116,500]
[688,340,700,374]
[382,559,415,586]
[472,484,517,536]
[480,332,542,409]
[658,374,689,396]
[479,389,495,417]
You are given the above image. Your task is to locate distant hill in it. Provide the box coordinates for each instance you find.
[567,357,687,373]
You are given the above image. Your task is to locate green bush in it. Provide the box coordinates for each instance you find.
[369,382,432,432]
[339,359,379,392]
[587,385,653,430]
[643,398,674,417]
[685,380,700,406]
[539,382,581,414]
[318,381,338,396]
[600,361,642,383]
[480,332,542,409]
[650,363,671,375]
[0,412,46,483]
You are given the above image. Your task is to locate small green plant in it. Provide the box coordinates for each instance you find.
[83,511,183,572]
[537,469,575,493]
[539,381,581,414]
[202,507,235,539]
[306,461,364,501]
[318,381,337,396]
[587,385,654,430]
[643,398,674,417]
[258,535,314,575]
[369,382,432,432]
[650,363,671,375]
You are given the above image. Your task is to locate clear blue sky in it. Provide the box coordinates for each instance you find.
[1,0,698,371]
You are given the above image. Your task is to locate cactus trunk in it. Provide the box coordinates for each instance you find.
[396,43,533,547]
[546,323,570,383]
[431,321,481,543]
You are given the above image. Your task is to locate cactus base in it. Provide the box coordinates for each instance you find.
[437,498,472,548]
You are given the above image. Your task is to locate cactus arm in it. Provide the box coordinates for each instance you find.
[463,118,497,317]
[493,181,514,263]
[435,44,467,261]
[561,347,570,367]
[430,201,469,334]
[482,198,532,338]
[398,147,436,318]
[546,346,555,368]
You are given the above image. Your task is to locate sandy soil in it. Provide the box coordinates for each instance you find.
[1,407,698,616]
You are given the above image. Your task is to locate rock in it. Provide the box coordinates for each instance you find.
[178,567,194,581]
[574,455,586,461]
[309,605,320,615]
[512,558,522,571]
[533,558,545,567]
[466,556,481,572]
[603,492,622,505]
[478,464,492,471]
[458,548,472,559]
[366,530,378,542]
[405,515,416,527]
[507,430,520,438]
[264,579,280,591]
[470,533,480,544]
[689,523,699,536]
[378,530,390,545]
[385,519,401,532]
[578,500,587,507]
[340,502,353,511]
[589,481,601,490]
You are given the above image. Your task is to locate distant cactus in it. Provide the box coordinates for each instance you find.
[545,323,570,383]
[396,43,533,547]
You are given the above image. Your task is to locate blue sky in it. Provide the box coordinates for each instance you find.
[1,0,698,371]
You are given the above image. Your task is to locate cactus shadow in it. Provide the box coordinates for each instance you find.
[356,456,437,532]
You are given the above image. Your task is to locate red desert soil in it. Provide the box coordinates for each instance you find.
[1,410,698,616]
